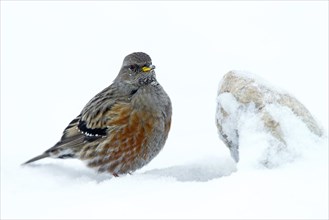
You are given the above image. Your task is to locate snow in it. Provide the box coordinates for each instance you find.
[1,1,328,219]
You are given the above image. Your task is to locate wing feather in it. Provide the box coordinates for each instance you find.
[45,84,136,158]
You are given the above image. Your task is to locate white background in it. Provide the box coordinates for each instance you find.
[1,1,328,219]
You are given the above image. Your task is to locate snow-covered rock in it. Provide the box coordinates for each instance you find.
[216,70,325,168]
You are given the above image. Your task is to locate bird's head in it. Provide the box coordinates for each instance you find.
[115,52,157,87]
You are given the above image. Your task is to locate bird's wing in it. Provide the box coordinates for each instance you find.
[44,114,90,157]
[46,85,132,156]
[23,84,136,164]
[78,84,135,135]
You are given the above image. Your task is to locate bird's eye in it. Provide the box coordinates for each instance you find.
[129,65,137,71]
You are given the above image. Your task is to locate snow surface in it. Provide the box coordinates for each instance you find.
[1,1,328,219]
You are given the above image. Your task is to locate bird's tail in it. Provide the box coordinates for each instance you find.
[22,153,49,165]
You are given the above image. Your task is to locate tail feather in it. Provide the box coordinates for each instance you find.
[22,153,49,165]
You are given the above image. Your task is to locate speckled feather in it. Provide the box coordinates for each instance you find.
[23,52,172,176]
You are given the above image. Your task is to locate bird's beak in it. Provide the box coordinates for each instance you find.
[142,65,156,73]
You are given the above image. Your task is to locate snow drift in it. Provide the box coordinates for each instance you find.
[216,70,325,168]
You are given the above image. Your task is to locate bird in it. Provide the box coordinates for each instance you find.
[23,52,172,177]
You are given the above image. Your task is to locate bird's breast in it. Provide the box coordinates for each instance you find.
[132,85,169,114]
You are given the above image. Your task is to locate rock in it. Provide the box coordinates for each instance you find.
[216,70,324,167]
